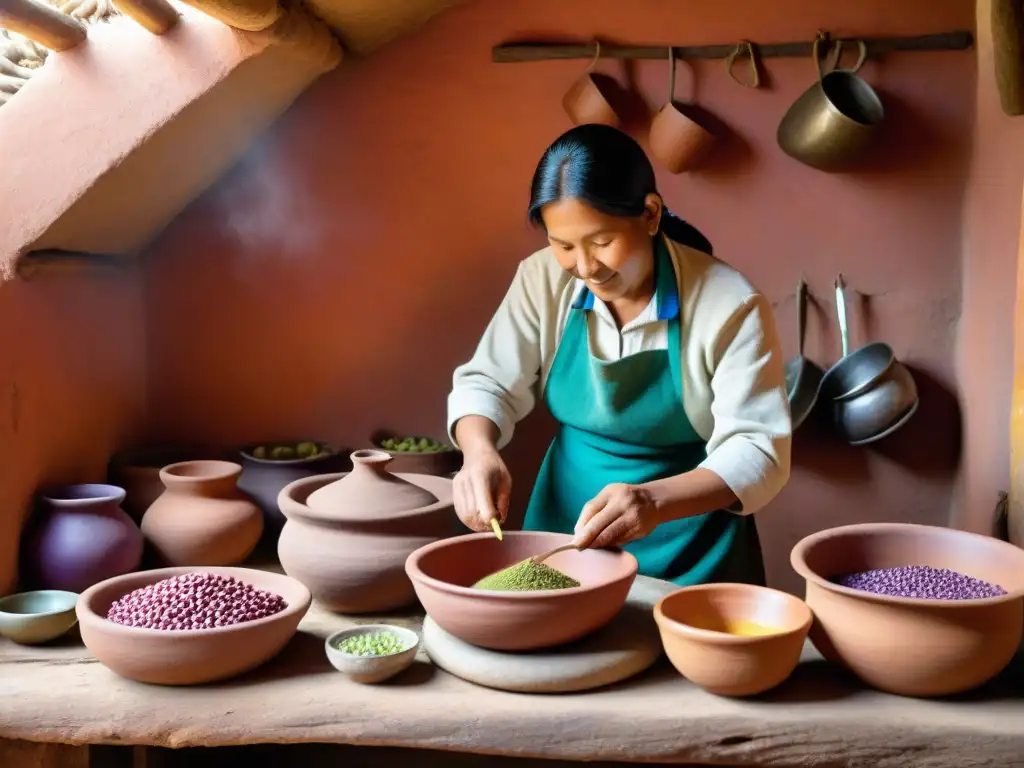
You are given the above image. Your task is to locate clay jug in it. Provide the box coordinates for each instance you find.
[278,450,456,613]
[141,460,263,567]
[21,484,143,593]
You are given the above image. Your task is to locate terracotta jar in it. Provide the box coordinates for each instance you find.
[107,445,218,522]
[277,449,456,613]
[236,441,342,539]
[21,484,143,593]
[141,461,263,567]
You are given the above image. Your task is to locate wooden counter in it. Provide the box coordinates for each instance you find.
[1,597,1022,767]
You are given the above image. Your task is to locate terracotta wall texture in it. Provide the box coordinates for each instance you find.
[0,276,146,595]
[125,0,1014,593]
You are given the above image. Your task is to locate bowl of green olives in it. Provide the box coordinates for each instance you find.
[370,431,462,477]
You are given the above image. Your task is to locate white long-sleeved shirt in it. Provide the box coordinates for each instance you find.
[447,235,792,516]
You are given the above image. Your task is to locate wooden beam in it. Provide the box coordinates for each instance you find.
[0,0,87,51]
[492,31,974,63]
[113,0,178,34]
[15,249,135,280]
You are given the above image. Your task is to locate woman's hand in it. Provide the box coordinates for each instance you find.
[453,447,511,532]
[572,483,661,549]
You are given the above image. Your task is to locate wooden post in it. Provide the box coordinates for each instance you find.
[0,0,87,51]
[1009,179,1024,548]
[113,0,178,34]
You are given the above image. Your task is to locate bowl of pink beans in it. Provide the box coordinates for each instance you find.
[77,566,311,685]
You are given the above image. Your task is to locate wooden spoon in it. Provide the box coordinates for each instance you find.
[530,543,580,565]
[489,518,503,541]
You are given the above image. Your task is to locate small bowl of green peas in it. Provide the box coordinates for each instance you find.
[325,624,420,684]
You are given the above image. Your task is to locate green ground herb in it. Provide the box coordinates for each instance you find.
[334,631,407,656]
[473,560,581,592]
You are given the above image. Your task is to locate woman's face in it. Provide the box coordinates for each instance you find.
[541,194,662,304]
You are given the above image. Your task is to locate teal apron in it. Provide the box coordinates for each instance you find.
[523,241,765,587]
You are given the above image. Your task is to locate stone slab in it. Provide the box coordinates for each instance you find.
[421,575,674,693]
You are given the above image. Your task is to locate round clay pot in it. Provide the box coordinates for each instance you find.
[405,531,638,651]
[237,441,342,537]
[108,445,227,522]
[141,461,263,567]
[21,484,143,593]
[370,430,462,476]
[277,450,456,614]
[790,522,1024,697]
[654,583,812,697]
[77,566,311,685]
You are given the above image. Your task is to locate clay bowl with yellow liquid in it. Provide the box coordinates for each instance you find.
[654,583,812,697]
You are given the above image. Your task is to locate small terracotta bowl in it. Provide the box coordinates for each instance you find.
[0,590,79,645]
[405,531,638,651]
[325,624,420,684]
[791,522,1024,697]
[77,566,311,685]
[370,430,462,477]
[654,584,812,697]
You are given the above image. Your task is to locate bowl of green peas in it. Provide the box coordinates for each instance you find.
[325,624,420,684]
[370,430,462,477]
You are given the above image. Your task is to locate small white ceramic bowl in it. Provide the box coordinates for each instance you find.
[325,624,420,684]
[0,590,79,644]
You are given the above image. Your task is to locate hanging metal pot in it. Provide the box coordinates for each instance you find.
[777,34,884,172]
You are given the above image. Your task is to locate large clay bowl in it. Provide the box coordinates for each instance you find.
[791,523,1024,697]
[405,531,638,651]
[77,566,311,685]
[654,583,812,697]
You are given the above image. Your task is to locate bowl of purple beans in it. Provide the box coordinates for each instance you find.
[76,566,312,685]
[791,522,1024,698]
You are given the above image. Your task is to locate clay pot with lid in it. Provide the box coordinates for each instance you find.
[141,461,263,567]
[277,449,456,614]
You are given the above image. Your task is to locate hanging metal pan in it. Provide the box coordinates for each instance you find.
[784,278,824,429]
[818,274,894,402]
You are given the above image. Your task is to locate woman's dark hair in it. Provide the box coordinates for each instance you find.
[527,124,712,255]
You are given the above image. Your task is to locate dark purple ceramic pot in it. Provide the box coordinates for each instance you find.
[21,484,144,593]
[237,442,344,540]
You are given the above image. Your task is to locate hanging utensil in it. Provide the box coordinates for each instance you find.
[562,39,620,127]
[784,278,825,429]
[777,32,884,172]
[725,40,762,89]
[817,274,919,445]
[649,46,715,173]
[818,274,894,401]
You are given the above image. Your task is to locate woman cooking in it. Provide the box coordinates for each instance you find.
[447,124,791,586]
